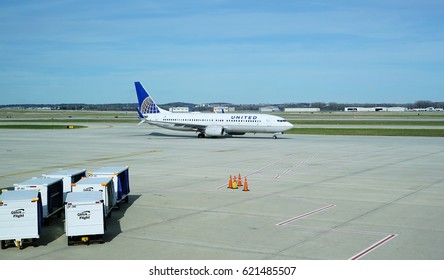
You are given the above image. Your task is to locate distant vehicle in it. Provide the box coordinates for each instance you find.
[135,82,293,138]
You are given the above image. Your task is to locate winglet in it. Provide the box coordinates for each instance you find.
[136,107,144,119]
[136,107,146,125]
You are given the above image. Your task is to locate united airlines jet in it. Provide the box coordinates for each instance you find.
[135,82,293,138]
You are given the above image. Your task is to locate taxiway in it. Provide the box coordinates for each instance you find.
[1,123,443,259]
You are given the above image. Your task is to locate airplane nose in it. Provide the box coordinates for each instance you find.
[283,122,293,131]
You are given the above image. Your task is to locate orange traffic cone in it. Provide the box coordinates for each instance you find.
[228,175,233,189]
[243,177,249,191]
[237,173,243,186]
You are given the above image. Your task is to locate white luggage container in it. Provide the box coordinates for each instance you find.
[90,166,130,209]
[65,191,106,245]
[42,169,87,202]
[14,177,64,223]
[71,177,115,218]
[0,190,43,249]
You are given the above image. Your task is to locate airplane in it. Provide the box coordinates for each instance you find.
[135,81,294,139]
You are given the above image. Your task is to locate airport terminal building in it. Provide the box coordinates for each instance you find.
[344,107,407,112]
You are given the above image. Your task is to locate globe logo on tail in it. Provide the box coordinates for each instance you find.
[141,96,160,114]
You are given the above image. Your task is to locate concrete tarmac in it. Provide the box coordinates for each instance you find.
[1,123,443,260]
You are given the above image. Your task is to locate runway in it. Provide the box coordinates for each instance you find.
[1,123,444,260]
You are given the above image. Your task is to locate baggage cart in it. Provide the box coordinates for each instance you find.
[90,166,130,209]
[42,169,87,202]
[71,177,115,218]
[14,177,64,224]
[0,190,43,249]
[65,191,106,245]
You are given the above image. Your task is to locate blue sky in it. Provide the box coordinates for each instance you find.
[1,0,443,105]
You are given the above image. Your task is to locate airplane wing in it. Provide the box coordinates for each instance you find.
[173,122,207,131]
[146,120,208,132]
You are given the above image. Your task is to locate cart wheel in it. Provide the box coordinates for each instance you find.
[32,238,38,247]
[125,196,129,203]
[1,240,6,250]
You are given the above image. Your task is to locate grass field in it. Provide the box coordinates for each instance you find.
[278,111,444,119]
[0,124,87,129]
[289,120,444,126]
[286,127,444,137]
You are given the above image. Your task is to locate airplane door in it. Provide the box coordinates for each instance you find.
[265,118,272,132]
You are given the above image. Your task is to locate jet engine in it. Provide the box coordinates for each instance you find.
[204,126,225,137]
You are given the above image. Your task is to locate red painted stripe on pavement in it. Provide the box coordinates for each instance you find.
[349,234,397,260]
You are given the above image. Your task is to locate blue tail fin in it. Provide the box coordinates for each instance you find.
[135,82,161,114]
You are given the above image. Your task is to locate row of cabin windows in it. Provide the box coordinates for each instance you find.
[163,118,263,123]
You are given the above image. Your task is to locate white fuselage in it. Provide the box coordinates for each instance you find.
[142,112,293,135]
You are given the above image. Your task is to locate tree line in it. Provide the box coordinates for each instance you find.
[1,100,442,112]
